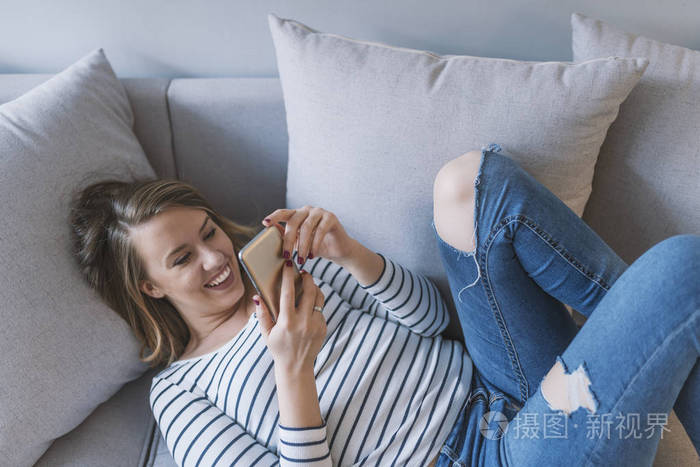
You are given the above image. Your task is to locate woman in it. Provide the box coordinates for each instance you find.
[69,144,699,466]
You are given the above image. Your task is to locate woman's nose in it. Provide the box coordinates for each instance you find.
[202,248,226,270]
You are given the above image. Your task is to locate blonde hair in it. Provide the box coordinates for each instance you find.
[69,177,261,370]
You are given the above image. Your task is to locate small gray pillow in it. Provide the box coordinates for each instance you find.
[0,48,155,465]
[268,13,647,338]
[572,12,700,263]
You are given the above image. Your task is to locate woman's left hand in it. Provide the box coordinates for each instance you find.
[262,206,356,265]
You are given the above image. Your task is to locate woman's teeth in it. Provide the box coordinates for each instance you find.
[205,264,231,288]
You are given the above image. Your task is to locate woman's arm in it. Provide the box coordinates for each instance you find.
[275,366,331,465]
[255,263,333,466]
[150,376,280,466]
[300,241,451,338]
[151,372,332,467]
[332,237,385,287]
[275,365,323,428]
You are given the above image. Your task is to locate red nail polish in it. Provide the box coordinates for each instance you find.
[252,297,260,305]
[308,252,314,259]
[285,259,293,267]
[263,218,271,224]
[297,256,304,264]
[284,250,290,259]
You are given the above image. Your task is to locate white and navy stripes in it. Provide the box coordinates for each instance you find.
[149,252,473,466]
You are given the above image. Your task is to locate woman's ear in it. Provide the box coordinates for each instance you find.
[140,279,165,299]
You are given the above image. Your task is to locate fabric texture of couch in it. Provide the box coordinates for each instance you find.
[572,13,700,264]
[0,12,697,467]
[0,48,155,466]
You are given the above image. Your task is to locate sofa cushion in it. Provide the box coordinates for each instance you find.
[268,13,647,340]
[34,368,159,467]
[573,12,700,263]
[0,75,175,180]
[0,48,154,465]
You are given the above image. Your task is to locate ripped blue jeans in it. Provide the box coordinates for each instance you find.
[432,144,700,466]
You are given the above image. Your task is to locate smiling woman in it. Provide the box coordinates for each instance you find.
[68,177,261,369]
[69,174,470,467]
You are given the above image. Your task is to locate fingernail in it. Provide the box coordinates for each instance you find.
[297,256,304,264]
[263,218,271,224]
[283,250,290,259]
[252,296,260,306]
[285,259,292,267]
[308,252,314,259]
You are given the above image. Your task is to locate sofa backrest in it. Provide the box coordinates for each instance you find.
[166,78,288,225]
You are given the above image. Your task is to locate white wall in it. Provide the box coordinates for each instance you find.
[0,0,697,78]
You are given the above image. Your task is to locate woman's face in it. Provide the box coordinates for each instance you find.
[131,206,246,317]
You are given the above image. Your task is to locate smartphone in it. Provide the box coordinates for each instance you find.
[237,225,304,323]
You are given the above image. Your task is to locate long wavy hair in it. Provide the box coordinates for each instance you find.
[69,177,261,370]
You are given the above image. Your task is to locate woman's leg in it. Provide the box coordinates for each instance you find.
[432,144,628,405]
[502,234,700,465]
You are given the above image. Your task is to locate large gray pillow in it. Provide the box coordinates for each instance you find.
[573,12,700,263]
[268,13,647,339]
[0,48,155,465]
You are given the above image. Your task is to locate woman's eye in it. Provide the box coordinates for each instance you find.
[174,228,217,266]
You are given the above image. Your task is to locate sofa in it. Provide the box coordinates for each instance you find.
[1,12,698,467]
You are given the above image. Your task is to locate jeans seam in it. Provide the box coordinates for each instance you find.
[440,444,465,466]
[481,226,530,404]
[489,393,504,405]
[494,214,614,292]
[467,389,488,408]
[478,212,618,403]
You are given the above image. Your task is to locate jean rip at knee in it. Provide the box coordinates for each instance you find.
[540,355,600,417]
[454,144,499,302]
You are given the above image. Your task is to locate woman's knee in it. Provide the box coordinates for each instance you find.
[433,150,482,204]
[433,150,483,252]
[631,234,700,298]
[642,235,700,273]
[653,234,700,253]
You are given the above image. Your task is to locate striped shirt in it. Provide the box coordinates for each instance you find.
[149,252,473,466]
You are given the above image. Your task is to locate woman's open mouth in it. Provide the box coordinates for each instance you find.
[204,263,234,290]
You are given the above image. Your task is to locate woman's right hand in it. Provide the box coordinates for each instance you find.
[256,261,327,374]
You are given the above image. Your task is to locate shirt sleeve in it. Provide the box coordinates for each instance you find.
[150,376,332,467]
[278,422,332,466]
[299,251,449,337]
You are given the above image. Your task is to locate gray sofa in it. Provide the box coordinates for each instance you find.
[0,72,692,466]
[3,10,700,462]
